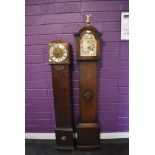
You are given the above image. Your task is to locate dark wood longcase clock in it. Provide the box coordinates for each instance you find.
[48,40,75,149]
[74,15,102,150]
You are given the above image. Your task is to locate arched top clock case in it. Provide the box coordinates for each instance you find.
[74,26,102,61]
[73,14,103,149]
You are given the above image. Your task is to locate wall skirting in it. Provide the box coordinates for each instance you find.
[25,132,129,139]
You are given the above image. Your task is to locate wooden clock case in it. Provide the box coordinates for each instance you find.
[48,40,75,150]
[74,26,102,150]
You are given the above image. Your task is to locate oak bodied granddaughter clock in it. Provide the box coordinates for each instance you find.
[74,14,102,150]
[48,40,75,149]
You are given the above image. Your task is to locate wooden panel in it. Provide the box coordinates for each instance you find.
[79,61,98,122]
[52,65,72,127]
[55,128,75,149]
[77,122,100,149]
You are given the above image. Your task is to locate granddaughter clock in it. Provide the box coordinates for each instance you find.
[74,14,102,150]
[48,40,75,149]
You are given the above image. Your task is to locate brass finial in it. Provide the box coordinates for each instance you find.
[86,13,91,26]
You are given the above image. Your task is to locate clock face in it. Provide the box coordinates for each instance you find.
[49,43,67,62]
[80,32,97,56]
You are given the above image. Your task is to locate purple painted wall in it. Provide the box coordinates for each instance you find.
[25,0,129,133]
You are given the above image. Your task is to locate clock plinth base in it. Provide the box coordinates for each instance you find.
[55,128,75,150]
[76,122,100,150]
[55,145,74,150]
[76,145,100,150]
